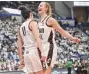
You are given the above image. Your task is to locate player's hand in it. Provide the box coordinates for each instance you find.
[19,60,25,69]
[19,64,25,69]
[71,37,81,43]
[41,56,46,62]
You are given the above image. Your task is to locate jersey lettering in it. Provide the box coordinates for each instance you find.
[39,34,43,40]
[39,28,44,33]
[22,26,26,36]
[39,28,44,40]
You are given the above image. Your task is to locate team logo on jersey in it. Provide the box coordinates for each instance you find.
[39,28,44,33]
[39,28,44,40]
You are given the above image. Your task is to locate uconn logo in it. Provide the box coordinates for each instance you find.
[39,28,44,40]
[39,28,44,33]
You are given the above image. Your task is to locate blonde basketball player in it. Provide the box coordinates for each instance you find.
[18,6,43,74]
[38,2,80,74]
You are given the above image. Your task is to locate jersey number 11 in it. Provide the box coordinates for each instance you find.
[22,26,26,36]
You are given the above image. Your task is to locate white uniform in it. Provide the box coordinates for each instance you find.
[20,19,42,73]
[38,16,57,68]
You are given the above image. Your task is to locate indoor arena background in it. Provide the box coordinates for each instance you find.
[0,1,89,74]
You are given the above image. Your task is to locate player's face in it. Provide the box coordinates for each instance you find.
[38,2,47,15]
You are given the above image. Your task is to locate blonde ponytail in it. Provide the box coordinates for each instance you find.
[45,2,52,16]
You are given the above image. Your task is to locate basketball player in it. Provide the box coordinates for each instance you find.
[18,6,43,74]
[38,2,80,74]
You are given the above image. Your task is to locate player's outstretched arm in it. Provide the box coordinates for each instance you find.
[47,17,80,43]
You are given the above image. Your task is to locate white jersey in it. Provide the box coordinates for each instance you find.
[20,19,37,51]
[38,16,57,68]
[38,16,55,44]
[20,20,43,73]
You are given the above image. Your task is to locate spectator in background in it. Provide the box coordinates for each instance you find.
[76,62,82,74]
[81,59,87,74]
[66,58,73,74]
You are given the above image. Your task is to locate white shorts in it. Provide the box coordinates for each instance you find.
[23,49,42,73]
[41,43,57,68]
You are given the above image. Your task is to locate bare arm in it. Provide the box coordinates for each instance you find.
[29,21,42,53]
[17,29,23,64]
[47,17,80,43]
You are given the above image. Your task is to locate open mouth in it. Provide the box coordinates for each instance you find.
[38,9,42,12]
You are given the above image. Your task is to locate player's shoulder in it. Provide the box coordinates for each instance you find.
[22,20,27,26]
[20,21,25,28]
[47,16,57,25]
[30,19,38,25]
[47,16,56,22]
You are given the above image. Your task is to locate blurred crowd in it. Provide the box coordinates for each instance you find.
[0,16,21,71]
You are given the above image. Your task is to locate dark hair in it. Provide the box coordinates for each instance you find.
[18,6,32,20]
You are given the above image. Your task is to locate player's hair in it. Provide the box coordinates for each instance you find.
[45,2,52,16]
[18,6,32,20]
